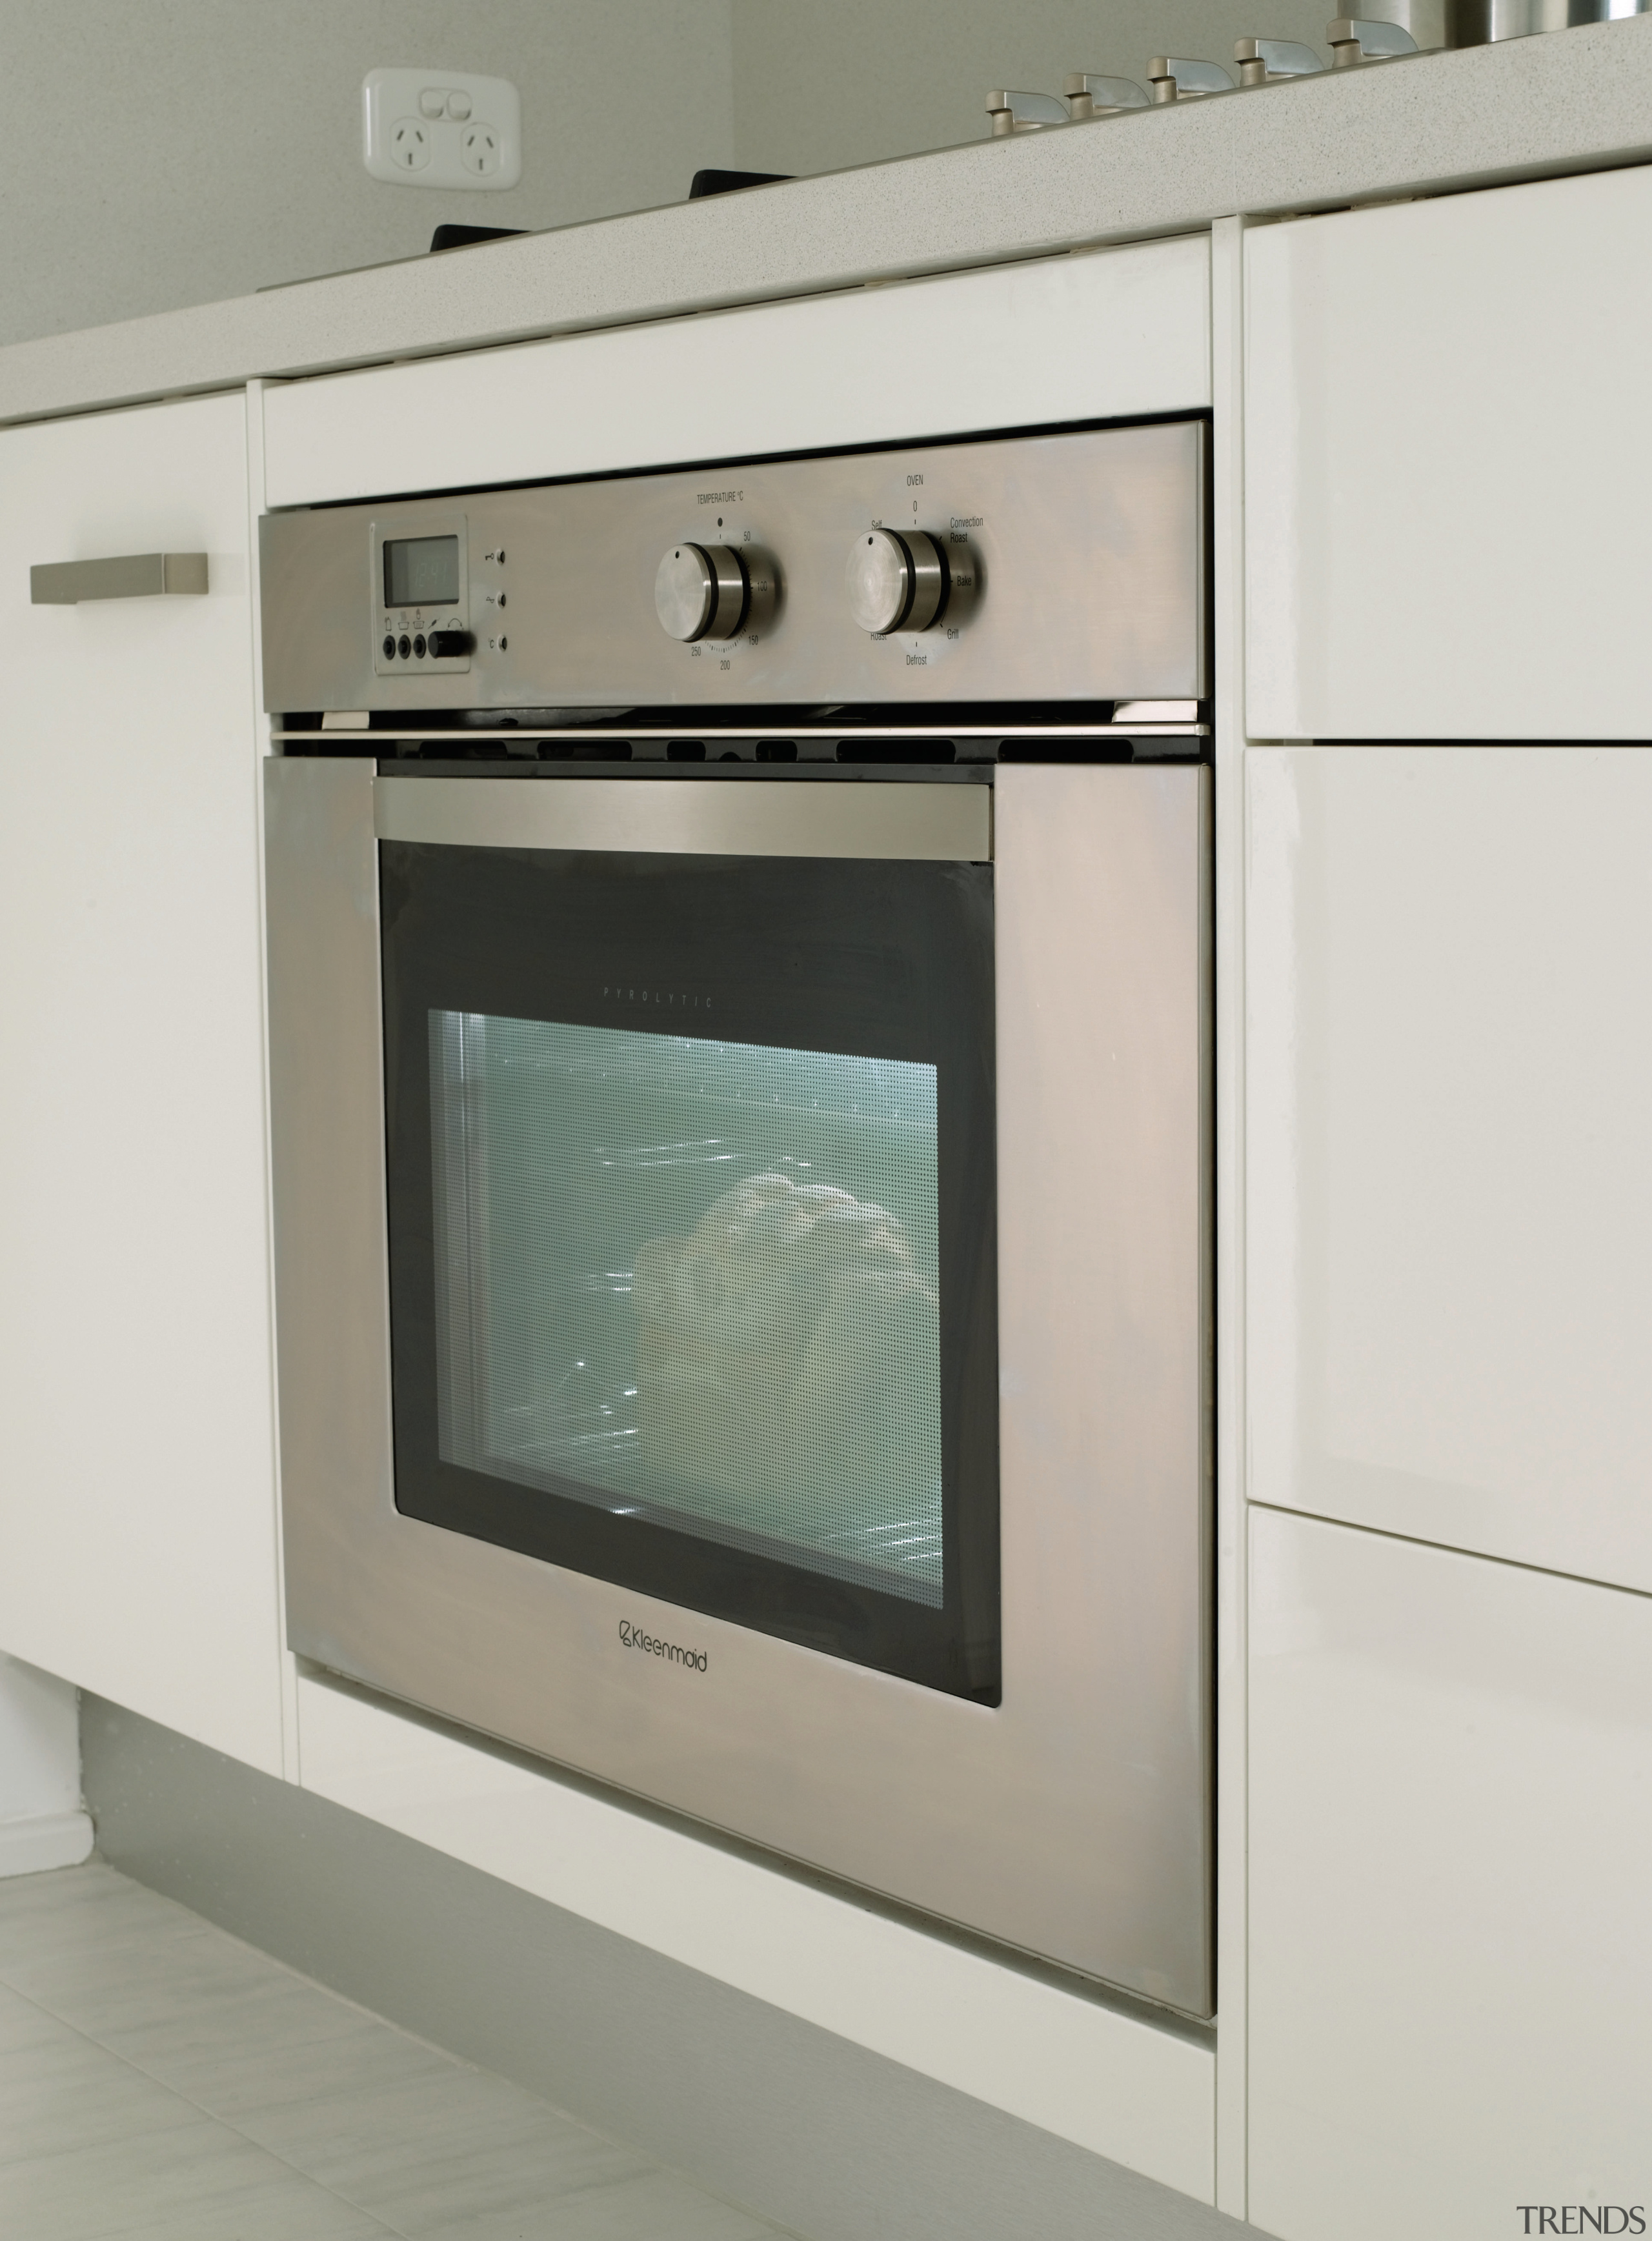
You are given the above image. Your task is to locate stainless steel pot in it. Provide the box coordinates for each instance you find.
[1322,0,1646,54]
[1447,0,1649,39]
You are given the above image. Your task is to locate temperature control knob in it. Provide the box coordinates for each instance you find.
[656,542,749,641]
[845,528,948,636]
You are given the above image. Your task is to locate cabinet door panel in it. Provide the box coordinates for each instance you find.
[0,394,282,1774]
[1246,165,1652,739]
[1248,744,1652,1593]
[1250,1507,1652,2240]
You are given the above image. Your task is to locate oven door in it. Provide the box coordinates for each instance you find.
[378,778,998,1701]
[267,759,1211,2015]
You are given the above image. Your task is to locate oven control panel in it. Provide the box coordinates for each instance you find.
[260,419,1205,714]
[370,514,472,678]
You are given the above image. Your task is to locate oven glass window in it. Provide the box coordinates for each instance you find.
[429,1015,943,1605]
[382,838,998,1700]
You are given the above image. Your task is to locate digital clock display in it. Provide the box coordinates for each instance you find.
[384,535,459,608]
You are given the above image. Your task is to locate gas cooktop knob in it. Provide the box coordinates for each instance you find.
[655,542,749,642]
[845,527,948,636]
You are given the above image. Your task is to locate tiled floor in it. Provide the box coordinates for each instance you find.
[0,1860,785,2240]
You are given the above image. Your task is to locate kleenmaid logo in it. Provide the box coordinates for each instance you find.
[617,1620,707,1673]
[1518,2211,1646,2234]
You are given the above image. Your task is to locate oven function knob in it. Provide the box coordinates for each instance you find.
[845,528,947,636]
[656,542,749,641]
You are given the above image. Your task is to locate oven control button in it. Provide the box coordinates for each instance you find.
[845,528,947,635]
[428,628,473,658]
[656,543,748,642]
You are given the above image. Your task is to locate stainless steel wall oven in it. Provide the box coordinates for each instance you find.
[261,418,1214,2017]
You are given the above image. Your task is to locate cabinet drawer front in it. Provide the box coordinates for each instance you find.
[1248,743,1652,1594]
[1246,165,1652,740]
[1251,1508,1652,2239]
[263,239,1212,509]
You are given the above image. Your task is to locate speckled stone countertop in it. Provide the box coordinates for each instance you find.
[3,18,1649,427]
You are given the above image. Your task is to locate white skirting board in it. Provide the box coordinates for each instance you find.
[0,1808,94,1878]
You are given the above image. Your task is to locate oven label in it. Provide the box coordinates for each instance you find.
[618,1620,709,1673]
[601,986,712,1010]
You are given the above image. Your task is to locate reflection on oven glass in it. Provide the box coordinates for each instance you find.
[428,1012,943,1605]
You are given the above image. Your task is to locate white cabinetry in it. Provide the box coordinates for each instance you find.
[1247,743,1652,1594]
[1245,165,1652,740]
[0,394,284,1776]
[1249,1505,1652,2241]
[261,238,1211,508]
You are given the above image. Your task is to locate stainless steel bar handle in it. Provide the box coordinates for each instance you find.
[1147,55,1238,100]
[1234,36,1325,81]
[30,552,209,605]
[1063,73,1150,116]
[985,88,1069,134]
[1327,15,1421,63]
[374,774,994,864]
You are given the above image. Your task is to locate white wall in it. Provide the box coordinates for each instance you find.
[0,0,734,347]
[3,0,1473,351]
[729,0,1446,179]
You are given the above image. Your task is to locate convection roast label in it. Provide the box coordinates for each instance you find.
[618,1620,708,1673]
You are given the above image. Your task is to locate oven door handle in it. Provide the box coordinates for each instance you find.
[30,552,209,605]
[374,772,994,863]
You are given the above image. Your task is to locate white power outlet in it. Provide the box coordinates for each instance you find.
[362,69,521,190]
